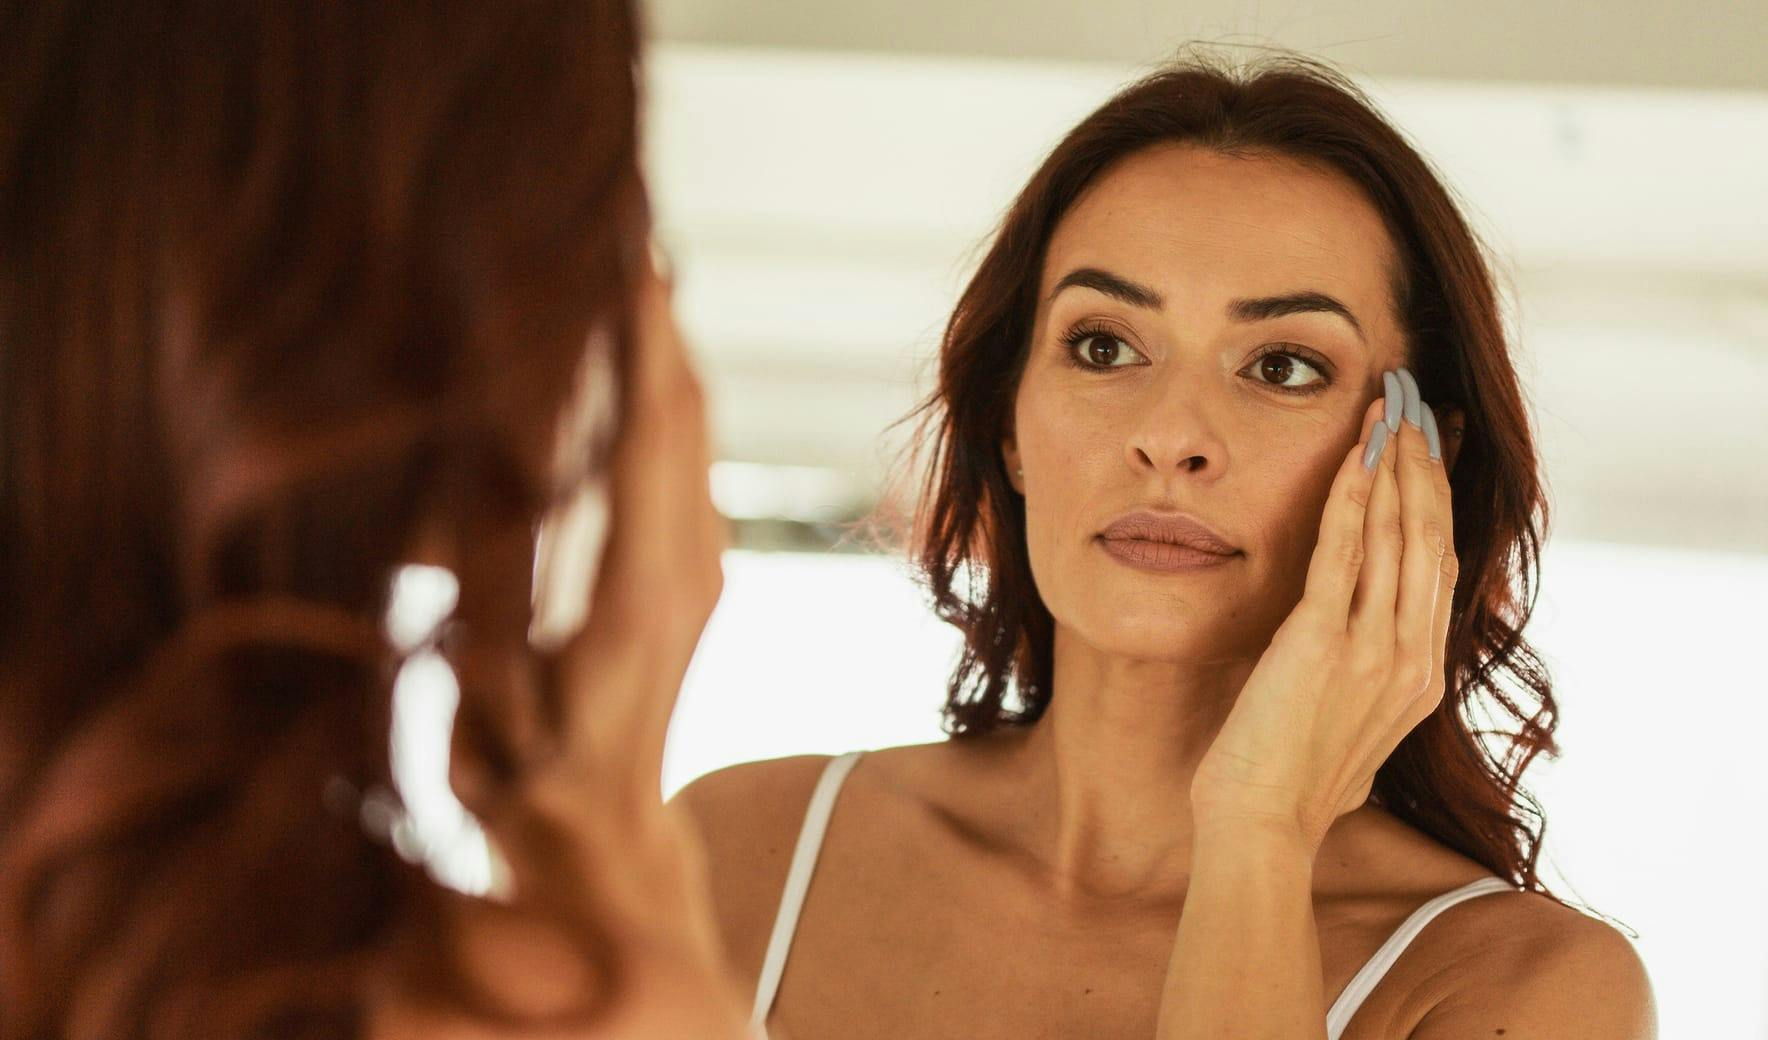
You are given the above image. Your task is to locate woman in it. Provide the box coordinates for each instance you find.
[1,3,747,1038]
[677,53,1657,1039]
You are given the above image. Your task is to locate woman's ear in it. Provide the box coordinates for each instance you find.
[1002,434,1024,495]
[1436,404,1466,476]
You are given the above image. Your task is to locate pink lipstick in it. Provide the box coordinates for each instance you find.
[1096,510,1241,573]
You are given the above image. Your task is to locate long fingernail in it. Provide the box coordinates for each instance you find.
[1421,402,1442,461]
[1363,418,1390,471]
[1382,371,1403,433]
[1396,367,1423,428]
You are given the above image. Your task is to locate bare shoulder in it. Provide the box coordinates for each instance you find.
[667,754,839,981]
[665,741,972,982]
[1330,809,1656,1040]
[1408,888,1657,1039]
[670,752,836,857]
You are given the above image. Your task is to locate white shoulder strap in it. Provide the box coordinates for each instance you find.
[1325,875,1520,1038]
[749,751,865,1029]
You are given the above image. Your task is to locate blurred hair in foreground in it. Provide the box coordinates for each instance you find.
[0,3,651,1037]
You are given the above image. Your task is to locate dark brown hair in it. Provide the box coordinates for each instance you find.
[1,2,648,1037]
[901,50,1575,903]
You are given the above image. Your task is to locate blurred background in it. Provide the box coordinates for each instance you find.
[400,3,1768,1037]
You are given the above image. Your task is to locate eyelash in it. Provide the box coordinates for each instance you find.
[1059,322,1334,396]
[1059,322,1140,371]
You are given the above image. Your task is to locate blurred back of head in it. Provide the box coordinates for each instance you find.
[0,3,647,1037]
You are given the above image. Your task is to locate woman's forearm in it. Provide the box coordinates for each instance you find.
[1155,821,1328,1040]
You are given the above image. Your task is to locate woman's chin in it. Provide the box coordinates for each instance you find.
[1068,614,1231,660]
[1053,585,1282,662]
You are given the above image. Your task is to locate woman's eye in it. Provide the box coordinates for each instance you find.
[1246,350,1329,394]
[1068,333,1146,369]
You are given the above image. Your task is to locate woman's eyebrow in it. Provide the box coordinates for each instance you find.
[1227,290,1366,343]
[1049,267,1365,344]
[1047,267,1164,309]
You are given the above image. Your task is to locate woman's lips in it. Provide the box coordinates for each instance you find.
[1097,510,1238,554]
[1095,536,1240,572]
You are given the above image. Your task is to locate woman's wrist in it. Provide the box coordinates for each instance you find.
[1191,811,1320,873]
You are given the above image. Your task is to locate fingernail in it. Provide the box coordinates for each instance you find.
[1421,403,1442,461]
[1363,418,1390,471]
[1396,367,1423,428]
[1382,371,1403,433]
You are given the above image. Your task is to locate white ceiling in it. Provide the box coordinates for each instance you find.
[642,42,1768,554]
[650,0,1768,93]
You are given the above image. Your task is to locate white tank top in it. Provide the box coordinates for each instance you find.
[749,750,1520,1039]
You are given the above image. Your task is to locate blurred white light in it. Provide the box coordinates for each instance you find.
[709,460,869,522]
[384,563,498,896]
[387,649,497,896]
[386,564,459,653]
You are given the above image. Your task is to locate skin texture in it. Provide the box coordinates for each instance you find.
[677,145,1653,1039]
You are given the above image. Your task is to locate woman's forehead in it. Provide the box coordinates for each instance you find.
[1041,145,1398,313]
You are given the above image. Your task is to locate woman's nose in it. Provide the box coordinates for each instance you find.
[1130,442,1208,473]
[1125,399,1225,476]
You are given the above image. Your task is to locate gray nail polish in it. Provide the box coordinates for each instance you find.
[1421,402,1442,461]
[1381,371,1403,432]
[1396,367,1423,428]
[1363,419,1390,471]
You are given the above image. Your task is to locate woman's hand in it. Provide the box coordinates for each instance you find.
[1190,368,1456,854]
[423,248,747,1039]
[543,250,728,803]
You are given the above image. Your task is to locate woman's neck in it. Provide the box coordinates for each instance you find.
[1005,624,1260,903]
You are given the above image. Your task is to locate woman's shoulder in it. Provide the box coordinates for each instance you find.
[669,754,837,985]
[668,738,970,842]
[1390,882,1654,1039]
[669,754,840,895]
[670,752,839,836]
[1332,811,1652,1037]
[667,741,969,974]
[1338,805,1612,946]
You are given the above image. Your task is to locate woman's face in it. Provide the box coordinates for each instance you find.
[1004,143,1409,663]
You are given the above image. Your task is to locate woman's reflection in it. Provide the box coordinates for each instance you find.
[678,53,1652,1040]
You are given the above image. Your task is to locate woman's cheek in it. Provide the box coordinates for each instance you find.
[1255,454,1339,593]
